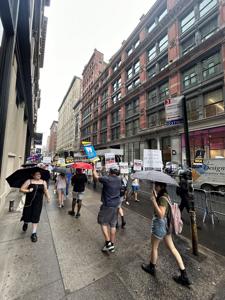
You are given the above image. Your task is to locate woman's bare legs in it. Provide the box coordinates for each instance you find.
[164,234,185,270]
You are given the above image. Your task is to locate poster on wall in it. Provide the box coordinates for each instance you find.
[119,162,129,174]
[143,149,163,170]
[164,96,183,125]
[133,159,142,171]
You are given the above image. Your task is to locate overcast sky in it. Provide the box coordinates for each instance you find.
[37,0,156,145]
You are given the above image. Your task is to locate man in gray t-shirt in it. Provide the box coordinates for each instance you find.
[93,165,121,253]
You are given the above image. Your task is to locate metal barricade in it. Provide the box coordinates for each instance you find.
[193,189,209,223]
[206,191,225,225]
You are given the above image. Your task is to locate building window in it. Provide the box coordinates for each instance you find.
[126,98,139,117]
[181,10,195,33]
[101,131,107,144]
[93,135,97,145]
[112,78,121,92]
[127,61,140,80]
[126,77,140,93]
[112,110,120,124]
[183,66,198,89]
[0,18,3,48]
[93,122,98,132]
[199,0,217,18]
[148,89,157,107]
[200,17,218,41]
[147,21,156,33]
[159,82,169,100]
[112,127,120,140]
[113,59,121,72]
[101,101,107,112]
[127,39,140,56]
[181,35,195,56]
[187,97,200,121]
[159,34,168,53]
[159,55,168,71]
[204,88,224,118]
[202,52,221,80]
[102,90,108,101]
[148,113,157,128]
[112,92,121,104]
[158,110,166,126]
[148,66,156,79]
[94,98,98,108]
[148,45,157,61]
[158,8,167,22]
[101,117,107,129]
[126,119,139,137]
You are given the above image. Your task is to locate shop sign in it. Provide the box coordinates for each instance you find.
[165,96,183,125]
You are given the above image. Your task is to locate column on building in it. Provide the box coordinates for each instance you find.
[97,95,101,144]
[121,69,127,97]
[107,113,112,142]
[219,0,225,26]
[167,0,177,11]
[119,105,126,139]
[139,92,147,130]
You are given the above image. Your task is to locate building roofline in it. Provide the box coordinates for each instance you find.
[58,76,82,112]
[82,49,104,75]
[73,98,82,110]
[50,120,58,130]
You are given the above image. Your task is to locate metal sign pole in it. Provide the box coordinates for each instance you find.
[182,96,199,256]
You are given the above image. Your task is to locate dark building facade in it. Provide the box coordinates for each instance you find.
[80,0,225,164]
[0,0,50,210]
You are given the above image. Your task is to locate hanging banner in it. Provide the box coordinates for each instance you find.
[143,149,163,170]
[165,96,183,125]
[119,162,129,174]
[133,159,142,171]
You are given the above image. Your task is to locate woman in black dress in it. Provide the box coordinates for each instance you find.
[20,171,50,242]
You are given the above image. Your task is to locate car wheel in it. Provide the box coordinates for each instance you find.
[201,184,214,192]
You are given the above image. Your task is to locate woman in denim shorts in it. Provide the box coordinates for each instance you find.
[141,182,191,287]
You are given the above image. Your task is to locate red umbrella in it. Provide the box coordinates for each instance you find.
[71,162,93,170]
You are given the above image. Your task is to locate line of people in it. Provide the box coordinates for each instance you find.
[18,164,191,287]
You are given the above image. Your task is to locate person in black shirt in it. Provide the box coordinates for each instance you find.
[68,169,87,218]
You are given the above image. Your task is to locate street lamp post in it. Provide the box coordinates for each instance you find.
[182,96,199,256]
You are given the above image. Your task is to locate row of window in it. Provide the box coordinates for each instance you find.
[181,0,217,34]
[82,87,225,142]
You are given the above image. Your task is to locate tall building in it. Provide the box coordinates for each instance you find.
[73,100,82,153]
[0,0,50,211]
[57,76,82,156]
[80,0,225,164]
[49,121,58,156]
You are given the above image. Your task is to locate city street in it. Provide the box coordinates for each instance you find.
[0,184,225,300]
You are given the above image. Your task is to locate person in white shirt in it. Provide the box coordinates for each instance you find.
[55,173,67,208]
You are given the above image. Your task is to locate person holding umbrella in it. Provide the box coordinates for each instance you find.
[20,171,51,242]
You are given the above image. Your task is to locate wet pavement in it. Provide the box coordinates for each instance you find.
[0,183,225,299]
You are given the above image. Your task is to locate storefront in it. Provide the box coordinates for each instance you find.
[182,126,225,161]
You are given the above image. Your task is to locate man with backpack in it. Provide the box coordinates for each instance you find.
[141,181,191,287]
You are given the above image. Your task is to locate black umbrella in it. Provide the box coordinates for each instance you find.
[6,167,50,188]
[21,163,37,168]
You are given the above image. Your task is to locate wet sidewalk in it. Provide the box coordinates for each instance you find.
[0,184,225,299]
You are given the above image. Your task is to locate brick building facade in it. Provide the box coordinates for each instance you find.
[49,121,58,156]
[80,0,225,164]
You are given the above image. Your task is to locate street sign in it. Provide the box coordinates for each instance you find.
[165,96,183,125]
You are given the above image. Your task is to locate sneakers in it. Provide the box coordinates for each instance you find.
[31,233,38,243]
[141,263,156,276]
[61,203,64,208]
[22,223,28,232]
[75,213,81,218]
[173,274,191,287]
[68,211,75,216]
[102,242,115,253]
[58,205,62,208]
[125,201,130,205]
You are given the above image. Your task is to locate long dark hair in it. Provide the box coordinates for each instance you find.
[155,182,168,200]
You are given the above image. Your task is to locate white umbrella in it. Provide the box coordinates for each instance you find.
[133,170,179,186]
